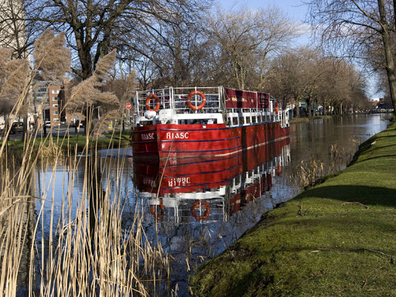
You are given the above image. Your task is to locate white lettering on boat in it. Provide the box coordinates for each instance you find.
[143,178,156,187]
[141,132,155,140]
[165,132,189,140]
[168,177,190,187]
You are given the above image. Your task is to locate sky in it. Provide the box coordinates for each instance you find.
[216,0,383,99]
[217,0,309,23]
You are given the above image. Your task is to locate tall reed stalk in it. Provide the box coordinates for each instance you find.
[0,127,170,296]
[1,33,170,296]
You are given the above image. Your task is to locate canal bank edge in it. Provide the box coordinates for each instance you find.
[189,118,396,297]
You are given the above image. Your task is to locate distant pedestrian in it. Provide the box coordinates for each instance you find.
[75,120,79,135]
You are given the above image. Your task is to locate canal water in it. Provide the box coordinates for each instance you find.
[24,114,389,296]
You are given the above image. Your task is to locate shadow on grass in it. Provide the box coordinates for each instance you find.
[297,185,396,207]
[357,154,396,165]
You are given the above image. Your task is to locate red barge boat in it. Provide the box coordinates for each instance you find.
[131,86,290,159]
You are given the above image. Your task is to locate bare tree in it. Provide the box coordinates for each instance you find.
[266,47,325,117]
[206,6,298,90]
[0,0,29,58]
[148,22,212,88]
[130,57,159,90]
[266,47,369,116]
[307,0,396,114]
[26,0,212,81]
[266,47,313,111]
[314,59,356,115]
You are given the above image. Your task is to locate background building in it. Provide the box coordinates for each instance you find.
[32,81,69,126]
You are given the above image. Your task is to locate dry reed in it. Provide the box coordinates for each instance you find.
[1,35,170,295]
[291,138,361,188]
[0,128,170,297]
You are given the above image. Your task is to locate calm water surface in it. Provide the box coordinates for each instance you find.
[30,114,389,296]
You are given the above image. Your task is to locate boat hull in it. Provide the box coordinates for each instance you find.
[131,122,290,160]
[133,136,289,195]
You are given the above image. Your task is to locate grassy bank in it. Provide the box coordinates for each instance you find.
[189,120,396,296]
[0,130,131,153]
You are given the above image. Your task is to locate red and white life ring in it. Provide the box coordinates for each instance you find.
[146,94,161,112]
[186,90,206,110]
[191,200,210,221]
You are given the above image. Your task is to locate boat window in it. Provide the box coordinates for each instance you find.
[240,117,245,125]
[233,117,238,125]
[246,117,251,124]
[252,116,256,124]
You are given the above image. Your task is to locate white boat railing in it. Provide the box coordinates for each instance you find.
[134,86,289,127]
[134,86,223,117]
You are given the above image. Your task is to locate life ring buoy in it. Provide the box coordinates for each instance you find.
[191,200,210,221]
[274,102,279,115]
[186,90,206,110]
[146,94,161,112]
[150,201,165,221]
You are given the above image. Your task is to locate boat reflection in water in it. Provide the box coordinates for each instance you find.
[133,139,290,293]
[134,138,290,224]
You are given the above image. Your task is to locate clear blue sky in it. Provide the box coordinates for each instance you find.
[216,0,308,22]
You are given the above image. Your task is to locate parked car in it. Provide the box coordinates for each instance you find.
[44,121,51,128]
[11,122,23,134]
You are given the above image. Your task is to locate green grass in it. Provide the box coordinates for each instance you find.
[189,119,396,297]
[1,131,132,152]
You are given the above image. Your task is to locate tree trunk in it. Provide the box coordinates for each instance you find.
[306,99,312,118]
[379,0,396,115]
[296,100,300,117]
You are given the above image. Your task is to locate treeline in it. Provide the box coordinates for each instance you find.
[1,0,394,118]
